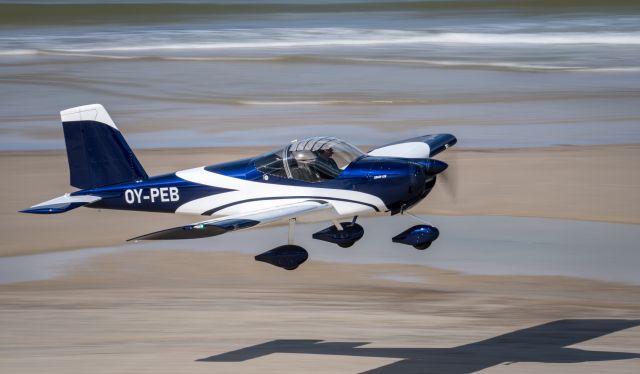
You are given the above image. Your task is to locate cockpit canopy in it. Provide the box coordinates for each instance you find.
[255,137,364,182]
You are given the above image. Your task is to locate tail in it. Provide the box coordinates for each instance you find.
[61,104,147,189]
[21,104,147,214]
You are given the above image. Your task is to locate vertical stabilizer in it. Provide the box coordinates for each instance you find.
[61,104,148,189]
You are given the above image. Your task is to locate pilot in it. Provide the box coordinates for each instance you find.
[314,147,340,179]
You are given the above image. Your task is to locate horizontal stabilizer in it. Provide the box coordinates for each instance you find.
[21,194,101,214]
[129,200,332,241]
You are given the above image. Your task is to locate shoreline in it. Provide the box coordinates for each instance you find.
[1,214,639,286]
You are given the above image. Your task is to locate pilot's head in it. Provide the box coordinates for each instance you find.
[319,147,334,158]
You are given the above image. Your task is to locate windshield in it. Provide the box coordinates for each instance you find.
[255,137,364,182]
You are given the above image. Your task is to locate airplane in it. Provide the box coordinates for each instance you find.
[21,104,457,270]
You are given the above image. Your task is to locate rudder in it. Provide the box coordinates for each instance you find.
[61,104,148,189]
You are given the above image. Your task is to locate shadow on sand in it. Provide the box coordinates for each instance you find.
[198,319,640,373]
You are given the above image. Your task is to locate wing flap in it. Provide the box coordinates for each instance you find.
[129,200,332,241]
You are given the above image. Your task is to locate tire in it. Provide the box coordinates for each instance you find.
[338,241,355,248]
[414,242,432,250]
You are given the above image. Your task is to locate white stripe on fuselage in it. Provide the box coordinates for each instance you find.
[175,167,387,218]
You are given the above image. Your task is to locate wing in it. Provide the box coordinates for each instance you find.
[128,200,333,241]
[368,134,457,159]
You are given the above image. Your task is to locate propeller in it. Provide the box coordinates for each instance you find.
[414,153,458,202]
[436,151,458,202]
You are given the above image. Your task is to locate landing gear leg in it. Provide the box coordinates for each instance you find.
[288,218,296,245]
[255,218,308,270]
[339,216,361,248]
[403,211,433,226]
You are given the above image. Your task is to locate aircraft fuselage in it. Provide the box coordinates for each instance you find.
[73,155,437,221]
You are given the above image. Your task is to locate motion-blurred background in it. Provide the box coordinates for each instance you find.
[2,0,640,149]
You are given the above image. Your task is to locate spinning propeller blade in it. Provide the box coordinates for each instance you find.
[437,151,458,202]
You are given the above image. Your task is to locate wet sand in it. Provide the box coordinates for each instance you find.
[0,250,639,373]
[2,144,639,257]
[5,214,638,285]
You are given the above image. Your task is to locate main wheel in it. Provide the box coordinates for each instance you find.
[338,241,355,248]
[255,245,309,270]
[414,242,432,250]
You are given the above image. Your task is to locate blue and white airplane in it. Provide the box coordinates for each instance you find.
[22,104,456,270]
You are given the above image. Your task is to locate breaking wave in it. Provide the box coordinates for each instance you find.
[28,30,640,53]
[3,49,639,74]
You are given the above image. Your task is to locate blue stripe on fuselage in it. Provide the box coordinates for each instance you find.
[72,173,233,214]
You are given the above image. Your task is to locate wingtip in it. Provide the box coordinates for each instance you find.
[126,235,144,242]
[20,207,58,214]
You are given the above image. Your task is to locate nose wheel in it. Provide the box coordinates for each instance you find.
[394,212,440,250]
[413,242,432,250]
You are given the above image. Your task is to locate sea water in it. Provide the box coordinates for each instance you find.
[1,0,640,149]
[1,216,639,285]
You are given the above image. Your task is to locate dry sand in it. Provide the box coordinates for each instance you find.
[1,145,639,373]
[1,144,639,257]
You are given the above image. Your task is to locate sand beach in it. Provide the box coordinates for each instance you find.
[1,145,639,373]
[2,1,640,372]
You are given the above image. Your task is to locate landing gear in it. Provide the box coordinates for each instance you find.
[394,211,440,250]
[255,244,308,270]
[313,217,364,248]
[255,216,366,270]
[255,218,309,270]
[392,224,439,250]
